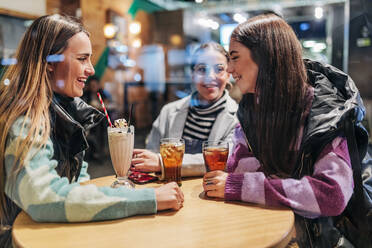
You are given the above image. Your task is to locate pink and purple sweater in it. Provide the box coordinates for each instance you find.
[225,125,354,219]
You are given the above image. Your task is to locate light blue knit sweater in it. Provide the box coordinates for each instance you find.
[4,117,157,222]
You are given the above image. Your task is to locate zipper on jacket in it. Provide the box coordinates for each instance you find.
[243,135,253,153]
[299,152,305,177]
[304,218,314,248]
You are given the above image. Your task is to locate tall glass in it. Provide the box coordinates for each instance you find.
[160,138,185,186]
[202,140,229,172]
[108,125,135,188]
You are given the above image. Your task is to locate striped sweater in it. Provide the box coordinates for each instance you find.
[225,125,354,218]
[4,117,157,223]
[183,92,226,141]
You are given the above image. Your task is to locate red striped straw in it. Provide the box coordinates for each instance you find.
[97,92,113,127]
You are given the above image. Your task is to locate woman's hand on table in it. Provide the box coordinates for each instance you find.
[155,182,184,211]
[132,149,161,172]
[203,170,228,198]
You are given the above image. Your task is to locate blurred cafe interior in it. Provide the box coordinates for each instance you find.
[1,0,371,177]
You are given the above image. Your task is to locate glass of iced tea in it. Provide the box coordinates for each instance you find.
[160,138,185,186]
[202,141,229,172]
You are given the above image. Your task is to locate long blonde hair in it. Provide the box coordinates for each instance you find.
[0,14,88,223]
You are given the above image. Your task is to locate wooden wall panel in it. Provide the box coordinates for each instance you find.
[80,0,106,65]
[46,0,61,14]
[134,10,154,46]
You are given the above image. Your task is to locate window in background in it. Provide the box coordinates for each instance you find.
[219,23,238,51]
[0,15,31,76]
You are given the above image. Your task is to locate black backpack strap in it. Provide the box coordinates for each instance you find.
[344,111,371,246]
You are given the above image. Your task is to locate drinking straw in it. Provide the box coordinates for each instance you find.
[97,92,113,127]
[128,104,134,127]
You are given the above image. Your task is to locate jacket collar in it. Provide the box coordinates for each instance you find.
[175,90,238,114]
[170,90,238,140]
[52,93,105,131]
[51,93,105,156]
[302,59,365,145]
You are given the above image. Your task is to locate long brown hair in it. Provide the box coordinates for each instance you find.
[233,14,309,177]
[0,14,88,224]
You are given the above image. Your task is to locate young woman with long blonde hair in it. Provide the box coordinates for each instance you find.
[0,14,183,247]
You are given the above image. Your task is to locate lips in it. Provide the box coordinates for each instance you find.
[76,78,86,88]
[202,83,219,88]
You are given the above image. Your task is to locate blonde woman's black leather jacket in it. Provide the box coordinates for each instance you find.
[50,93,105,182]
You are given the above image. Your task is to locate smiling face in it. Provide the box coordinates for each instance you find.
[51,32,95,97]
[192,49,229,103]
[227,39,258,94]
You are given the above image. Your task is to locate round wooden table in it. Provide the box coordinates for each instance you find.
[12,176,295,248]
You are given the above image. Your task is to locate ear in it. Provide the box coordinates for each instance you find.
[226,81,232,90]
[47,63,54,72]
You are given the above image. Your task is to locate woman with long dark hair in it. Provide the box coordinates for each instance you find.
[203,14,370,247]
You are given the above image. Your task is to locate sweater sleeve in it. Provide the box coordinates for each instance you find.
[226,125,258,173]
[4,117,157,223]
[225,137,353,219]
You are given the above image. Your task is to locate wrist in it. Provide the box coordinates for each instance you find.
[224,173,244,201]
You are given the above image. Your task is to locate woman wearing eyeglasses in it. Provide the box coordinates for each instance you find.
[132,42,238,178]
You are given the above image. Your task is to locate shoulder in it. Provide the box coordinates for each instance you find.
[233,124,247,146]
[160,95,191,112]
[8,116,31,138]
[225,93,238,113]
[5,116,54,164]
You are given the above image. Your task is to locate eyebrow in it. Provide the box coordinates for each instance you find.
[195,63,225,66]
[229,51,238,56]
[76,53,92,56]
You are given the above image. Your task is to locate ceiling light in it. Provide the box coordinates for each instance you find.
[233,13,247,24]
[129,22,141,35]
[209,19,219,30]
[195,0,203,3]
[197,18,219,30]
[315,7,323,19]
[170,34,182,46]
[132,39,142,48]
[303,40,316,48]
[311,42,326,53]
[103,23,117,39]
[134,73,142,82]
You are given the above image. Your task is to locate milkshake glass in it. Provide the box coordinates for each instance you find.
[108,125,135,188]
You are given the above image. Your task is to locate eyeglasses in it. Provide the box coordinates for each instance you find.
[194,63,227,76]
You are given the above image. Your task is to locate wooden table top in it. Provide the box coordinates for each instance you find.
[12,176,295,248]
